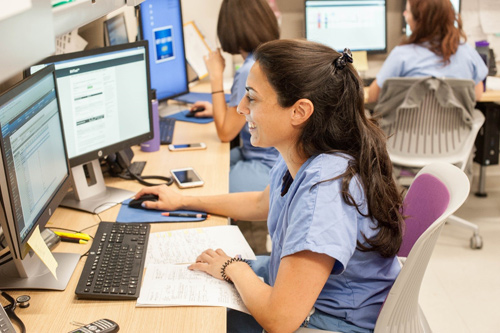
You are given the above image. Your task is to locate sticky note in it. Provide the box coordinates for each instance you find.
[27,226,58,280]
[352,51,369,72]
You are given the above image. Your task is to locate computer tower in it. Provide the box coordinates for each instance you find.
[474,102,500,166]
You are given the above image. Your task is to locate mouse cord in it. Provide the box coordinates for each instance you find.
[124,163,174,187]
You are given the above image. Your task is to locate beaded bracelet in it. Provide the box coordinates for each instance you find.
[220,257,248,284]
[211,90,224,95]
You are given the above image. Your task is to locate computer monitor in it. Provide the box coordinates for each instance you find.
[29,41,153,214]
[138,0,189,101]
[104,13,129,46]
[0,65,80,290]
[305,0,387,54]
[403,0,461,35]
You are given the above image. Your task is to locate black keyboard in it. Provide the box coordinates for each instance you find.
[159,117,176,145]
[75,222,150,300]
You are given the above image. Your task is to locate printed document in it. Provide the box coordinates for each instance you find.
[138,225,256,312]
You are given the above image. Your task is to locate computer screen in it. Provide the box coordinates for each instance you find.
[0,65,80,290]
[403,0,461,36]
[138,0,189,101]
[305,0,387,54]
[30,41,153,213]
[104,13,129,46]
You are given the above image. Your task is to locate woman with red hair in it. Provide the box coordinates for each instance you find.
[368,0,488,103]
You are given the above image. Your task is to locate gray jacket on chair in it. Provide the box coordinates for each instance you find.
[373,76,476,129]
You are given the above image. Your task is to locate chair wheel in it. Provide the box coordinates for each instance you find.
[470,235,483,249]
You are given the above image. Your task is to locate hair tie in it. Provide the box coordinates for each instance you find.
[334,48,353,70]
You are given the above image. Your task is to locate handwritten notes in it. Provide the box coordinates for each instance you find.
[138,225,256,312]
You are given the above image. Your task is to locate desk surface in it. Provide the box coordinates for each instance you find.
[5,121,229,332]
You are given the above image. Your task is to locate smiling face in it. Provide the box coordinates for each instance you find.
[236,62,297,154]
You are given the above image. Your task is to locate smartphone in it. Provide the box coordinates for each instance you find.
[168,143,206,151]
[171,167,204,188]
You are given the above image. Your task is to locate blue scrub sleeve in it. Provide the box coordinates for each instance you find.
[280,167,360,275]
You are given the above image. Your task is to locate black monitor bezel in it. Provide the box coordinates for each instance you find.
[0,65,72,260]
[31,41,154,168]
[304,0,388,54]
[137,0,190,102]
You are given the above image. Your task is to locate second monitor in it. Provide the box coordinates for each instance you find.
[30,41,153,214]
[305,0,387,54]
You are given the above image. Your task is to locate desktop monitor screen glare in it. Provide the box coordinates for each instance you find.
[31,41,153,214]
[305,0,387,53]
[104,13,129,46]
[138,0,189,101]
[0,65,80,290]
[404,0,461,35]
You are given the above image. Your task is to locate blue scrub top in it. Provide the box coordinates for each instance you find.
[267,154,401,329]
[376,42,488,88]
[229,53,278,168]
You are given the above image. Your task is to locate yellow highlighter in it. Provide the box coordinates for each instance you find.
[53,231,91,241]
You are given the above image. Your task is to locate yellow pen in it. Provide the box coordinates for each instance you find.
[53,231,91,241]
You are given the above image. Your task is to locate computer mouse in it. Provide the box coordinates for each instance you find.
[186,106,206,118]
[128,194,159,209]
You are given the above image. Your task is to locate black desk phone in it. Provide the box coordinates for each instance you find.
[68,319,119,333]
[0,305,15,333]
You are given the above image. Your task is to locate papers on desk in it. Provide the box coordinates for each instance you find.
[137,225,256,312]
[486,76,500,91]
[137,264,249,313]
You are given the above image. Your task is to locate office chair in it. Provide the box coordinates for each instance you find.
[295,162,470,333]
[373,76,484,249]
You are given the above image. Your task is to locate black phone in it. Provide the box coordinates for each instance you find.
[68,318,119,333]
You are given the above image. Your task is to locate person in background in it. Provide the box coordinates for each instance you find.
[191,0,280,193]
[135,39,405,333]
[367,0,488,103]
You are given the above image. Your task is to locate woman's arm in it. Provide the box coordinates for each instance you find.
[367,79,381,104]
[135,185,270,221]
[475,81,484,101]
[190,249,335,333]
[205,49,246,142]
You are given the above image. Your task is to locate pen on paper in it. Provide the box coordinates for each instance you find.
[162,212,209,218]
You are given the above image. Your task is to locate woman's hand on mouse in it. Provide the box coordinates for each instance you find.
[191,101,213,117]
[134,185,184,211]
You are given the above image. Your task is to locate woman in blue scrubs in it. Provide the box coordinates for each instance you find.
[136,39,405,333]
[367,0,488,103]
[190,0,280,193]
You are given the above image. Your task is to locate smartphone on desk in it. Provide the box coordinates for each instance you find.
[168,143,206,151]
[171,167,204,188]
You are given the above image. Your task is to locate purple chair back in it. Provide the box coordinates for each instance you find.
[398,173,450,257]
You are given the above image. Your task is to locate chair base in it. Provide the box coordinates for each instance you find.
[446,215,483,249]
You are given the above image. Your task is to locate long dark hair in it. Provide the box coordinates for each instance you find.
[217,0,279,55]
[403,0,466,63]
[254,39,404,258]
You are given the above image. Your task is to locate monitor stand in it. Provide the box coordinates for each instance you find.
[0,252,80,290]
[61,159,134,214]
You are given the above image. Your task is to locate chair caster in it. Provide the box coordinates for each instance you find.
[470,235,483,249]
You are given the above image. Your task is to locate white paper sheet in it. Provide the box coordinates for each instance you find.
[183,21,211,80]
[137,264,249,313]
[145,225,256,266]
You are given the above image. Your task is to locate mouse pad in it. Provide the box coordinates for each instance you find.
[165,109,214,124]
[116,198,206,223]
[173,92,230,104]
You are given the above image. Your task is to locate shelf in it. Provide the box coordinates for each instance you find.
[53,0,126,37]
